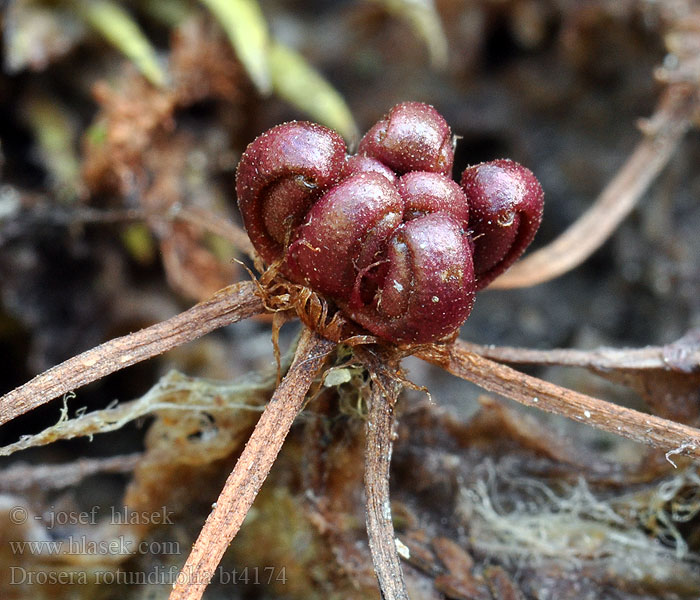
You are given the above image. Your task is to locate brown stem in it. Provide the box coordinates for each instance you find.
[490,84,697,289]
[417,342,700,460]
[0,281,264,427]
[0,453,141,493]
[363,362,409,600]
[168,328,335,600]
[458,331,700,372]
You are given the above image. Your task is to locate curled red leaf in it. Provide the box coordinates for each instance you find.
[460,159,544,290]
[236,104,544,343]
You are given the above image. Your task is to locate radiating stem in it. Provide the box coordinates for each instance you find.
[168,328,335,600]
[361,350,409,600]
[457,332,700,372]
[0,281,264,427]
[418,342,700,460]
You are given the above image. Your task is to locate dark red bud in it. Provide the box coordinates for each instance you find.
[236,105,544,344]
[236,121,346,265]
[460,159,544,290]
[357,102,454,175]
[287,172,403,298]
[343,214,475,343]
[343,154,397,184]
[283,169,476,342]
[398,171,469,230]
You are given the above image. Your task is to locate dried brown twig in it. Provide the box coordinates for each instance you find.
[0,281,264,427]
[491,84,698,289]
[169,327,334,600]
[361,350,409,600]
[0,453,141,493]
[460,328,700,372]
[418,342,700,460]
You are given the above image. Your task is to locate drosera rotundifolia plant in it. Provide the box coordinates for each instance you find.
[3,100,700,600]
[235,101,544,344]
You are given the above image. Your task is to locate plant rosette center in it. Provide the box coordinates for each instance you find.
[236,102,544,344]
